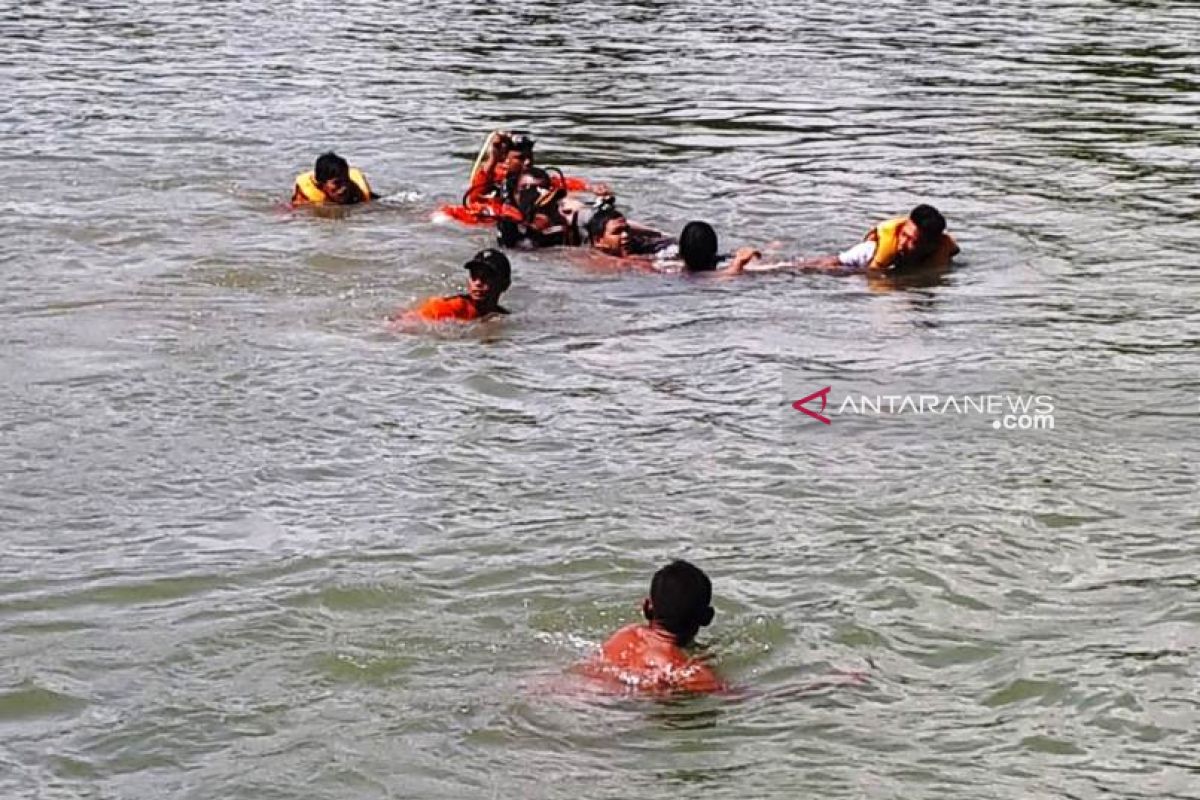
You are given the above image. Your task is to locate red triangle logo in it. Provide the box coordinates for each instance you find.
[793,386,832,424]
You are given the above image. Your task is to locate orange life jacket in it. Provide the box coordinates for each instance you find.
[866,217,959,271]
[413,295,480,322]
[292,168,373,204]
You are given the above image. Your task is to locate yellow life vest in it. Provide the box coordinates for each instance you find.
[292,168,373,204]
[866,217,958,271]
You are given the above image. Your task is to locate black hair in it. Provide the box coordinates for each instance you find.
[314,152,350,183]
[679,221,719,271]
[496,219,524,249]
[510,167,561,219]
[586,206,625,244]
[647,560,714,645]
[909,204,946,239]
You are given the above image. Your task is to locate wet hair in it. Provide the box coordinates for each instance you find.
[586,206,626,244]
[496,219,524,249]
[909,204,946,240]
[679,221,719,271]
[314,152,350,183]
[646,560,714,645]
[465,248,512,293]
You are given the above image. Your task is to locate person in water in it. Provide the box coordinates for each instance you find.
[466,131,535,207]
[496,167,578,248]
[798,204,958,273]
[582,559,724,693]
[669,220,762,276]
[399,249,512,323]
[585,200,675,258]
[291,151,374,206]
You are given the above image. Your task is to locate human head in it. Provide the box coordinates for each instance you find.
[679,221,719,271]
[502,133,535,175]
[898,204,947,256]
[587,207,630,255]
[314,151,353,203]
[642,559,714,646]
[464,248,512,303]
[516,169,566,227]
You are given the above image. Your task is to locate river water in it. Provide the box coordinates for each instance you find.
[3,1,1199,798]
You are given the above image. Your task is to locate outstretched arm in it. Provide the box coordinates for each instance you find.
[718,246,763,276]
[746,241,874,274]
[790,255,845,270]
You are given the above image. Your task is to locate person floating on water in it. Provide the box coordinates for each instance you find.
[583,197,675,258]
[291,151,374,206]
[393,249,512,325]
[792,204,959,274]
[660,220,763,277]
[579,559,725,694]
[496,167,580,248]
[465,131,536,210]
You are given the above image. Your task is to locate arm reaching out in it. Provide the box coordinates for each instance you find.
[720,246,763,276]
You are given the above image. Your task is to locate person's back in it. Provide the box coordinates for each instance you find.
[657,220,760,276]
[596,621,722,693]
[582,560,724,694]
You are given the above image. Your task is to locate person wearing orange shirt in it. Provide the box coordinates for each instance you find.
[398,249,512,324]
[465,132,535,207]
[581,560,724,694]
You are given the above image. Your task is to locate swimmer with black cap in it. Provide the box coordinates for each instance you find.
[394,249,512,324]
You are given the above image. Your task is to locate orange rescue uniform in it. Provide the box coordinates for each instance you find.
[582,623,724,693]
[412,295,482,322]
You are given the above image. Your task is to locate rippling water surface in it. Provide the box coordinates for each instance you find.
[3,1,1199,798]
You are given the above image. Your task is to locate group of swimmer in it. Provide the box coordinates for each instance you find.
[288,138,906,692]
[290,131,960,325]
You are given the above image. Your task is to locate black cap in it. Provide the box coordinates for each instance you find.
[508,132,535,153]
[464,249,511,293]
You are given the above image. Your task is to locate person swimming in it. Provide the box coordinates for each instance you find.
[496,167,579,248]
[668,220,762,276]
[580,559,724,694]
[465,131,536,208]
[790,204,959,273]
[291,151,374,206]
[584,199,675,258]
[394,249,512,324]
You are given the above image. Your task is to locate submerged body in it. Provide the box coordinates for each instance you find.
[409,294,509,323]
[392,249,513,327]
[576,560,724,695]
[291,152,374,206]
[841,215,959,272]
[580,622,724,694]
